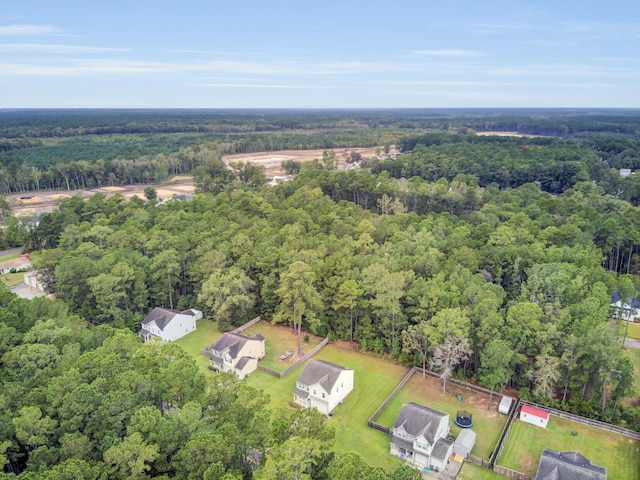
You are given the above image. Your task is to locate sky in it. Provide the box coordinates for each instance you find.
[1,0,639,108]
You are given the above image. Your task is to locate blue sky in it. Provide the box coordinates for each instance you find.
[1,0,639,108]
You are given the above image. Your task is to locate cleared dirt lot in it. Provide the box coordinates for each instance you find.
[7,147,380,216]
[223,147,379,177]
[7,176,195,216]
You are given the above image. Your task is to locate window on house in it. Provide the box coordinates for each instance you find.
[322,393,325,398]
[313,389,316,395]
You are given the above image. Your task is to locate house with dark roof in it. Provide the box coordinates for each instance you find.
[390,402,453,471]
[610,292,640,322]
[535,450,607,480]
[205,332,265,378]
[293,359,354,415]
[138,307,202,343]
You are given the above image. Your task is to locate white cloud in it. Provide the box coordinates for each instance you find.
[410,49,485,57]
[0,24,60,36]
[0,44,129,54]
[191,83,327,89]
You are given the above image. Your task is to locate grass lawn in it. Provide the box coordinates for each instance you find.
[1,272,25,287]
[498,417,640,479]
[375,373,507,460]
[629,348,640,400]
[241,321,325,372]
[458,462,507,479]
[174,318,222,371]
[0,252,20,262]
[623,322,640,341]
[245,342,409,471]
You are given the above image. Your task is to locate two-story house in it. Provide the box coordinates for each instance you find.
[390,402,453,471]
[206,332,265,378]
[293,359,354,415]
[139,307,202,342]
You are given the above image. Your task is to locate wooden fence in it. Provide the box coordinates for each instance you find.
[279,337,330,379]
[466,454,491,469]
[490,398,520,467]
[520,400,640,441]
[492,465,533,480]
[367,367,417,435]
[256,365,280,378]
[230,316,262,334]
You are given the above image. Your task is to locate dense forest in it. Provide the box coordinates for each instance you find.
[2,109,640,478]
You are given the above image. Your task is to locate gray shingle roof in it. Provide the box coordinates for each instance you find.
[536,450,607,480]
[211,332,263,361]
[431,438,453,461]
[394,402,448,445]
[296,359,350,393]
[141,307,182,330]
[235,357,252,370]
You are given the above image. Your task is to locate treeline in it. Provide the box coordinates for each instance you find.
[380,134,640,204]
[0,288,420,479]
[26,166,640,431]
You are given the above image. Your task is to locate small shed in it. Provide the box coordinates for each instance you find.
[453,429,476,458]
[520,404,549,428]
[499,396,514,415]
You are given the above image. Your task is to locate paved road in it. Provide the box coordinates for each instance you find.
[623,337,640,350]
[0,247,22,258]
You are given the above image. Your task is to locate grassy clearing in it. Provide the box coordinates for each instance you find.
[622,321,640,341]
[458,462,507,479]
[174,319,222,371]
[375,373,507,460]
[629,348,640,400]
[499,417,640,479]
[1,272,25,287]
[0,252,20,262]
[241,321,325,372]
[246,341,409,471]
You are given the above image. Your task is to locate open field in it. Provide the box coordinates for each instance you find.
[241,321,325,372]
[375,373,508,460]
[459,462,507,479]
[498,417,640,479]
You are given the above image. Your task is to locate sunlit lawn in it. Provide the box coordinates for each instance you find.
[176,320,421,471]
[499,417,640,479]
[174,318,222,371]
[242,321,325,372]
[0,252,20,262]
[459,462,507,479]
[628,348,640,401]
[375,373,507,460]
[622,321,640,340]
[245,342,410,471]
[1,272,25,287]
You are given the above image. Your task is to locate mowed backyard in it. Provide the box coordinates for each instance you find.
[375,373,508,460]
[175,319,410,471]
[498,416,640,479]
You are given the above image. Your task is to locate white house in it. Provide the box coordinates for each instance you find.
[293,359,354,415]
[390,402,453,471]
[520,404,549,428]
[205,332,265,378]
[610,292,640,322]
[139,307,202,343]
[535,450,606,480]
